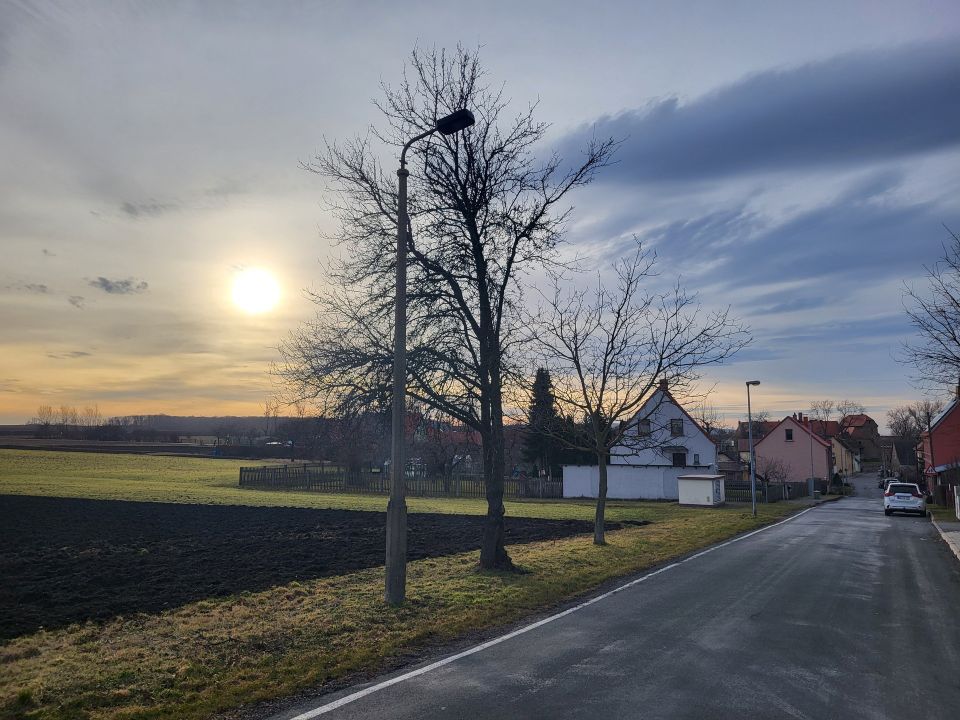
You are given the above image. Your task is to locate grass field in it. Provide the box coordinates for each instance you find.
[0,448,728,522]
[0,449,815,720]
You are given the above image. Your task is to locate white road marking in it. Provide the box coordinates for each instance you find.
[286,505,818,719]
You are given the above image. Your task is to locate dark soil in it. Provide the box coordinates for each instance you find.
[0,495,619,640]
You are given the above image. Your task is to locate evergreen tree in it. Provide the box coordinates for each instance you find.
[523,369,560,477]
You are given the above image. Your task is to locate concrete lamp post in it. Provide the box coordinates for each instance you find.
[746,381,760,517]
[385,108,475,607]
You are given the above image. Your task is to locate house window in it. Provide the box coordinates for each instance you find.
[670,418,683,437]
[694,453,700,465]
[638,419,651,437]
[672,452,686,467]
[785,429,793,442]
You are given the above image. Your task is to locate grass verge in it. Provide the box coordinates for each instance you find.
[1,500,805,720]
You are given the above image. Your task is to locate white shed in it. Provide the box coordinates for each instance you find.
[678,474,725,507]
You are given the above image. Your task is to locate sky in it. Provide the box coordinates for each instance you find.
[1,0,959,429]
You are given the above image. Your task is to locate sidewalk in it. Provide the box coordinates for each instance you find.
[931,513,960,563]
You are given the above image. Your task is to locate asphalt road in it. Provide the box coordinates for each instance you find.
[273,474,960,720]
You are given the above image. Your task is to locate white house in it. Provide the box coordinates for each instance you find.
[562,380,716,500]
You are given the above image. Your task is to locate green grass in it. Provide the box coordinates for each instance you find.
[0,448,814,719]
[930,503,959,522]
[0,448,752,523]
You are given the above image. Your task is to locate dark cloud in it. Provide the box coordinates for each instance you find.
[8,282,50,294]
[120,200,179,218]
[67,295,85,309]
[88,277,149,295]
[557,39,960,183]
[46,351,92,360]
[629,170,954,293]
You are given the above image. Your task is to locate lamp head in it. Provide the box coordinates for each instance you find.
[746,380,760,386]
[435,109,475,136]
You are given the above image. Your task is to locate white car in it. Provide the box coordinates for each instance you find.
[883,482,927,517]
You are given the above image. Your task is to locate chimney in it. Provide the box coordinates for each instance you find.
[659,379,669,391]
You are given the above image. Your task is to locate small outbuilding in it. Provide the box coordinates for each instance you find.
[678,474,725,507]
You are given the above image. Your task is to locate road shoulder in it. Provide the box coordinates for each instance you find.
[931,514,960,563]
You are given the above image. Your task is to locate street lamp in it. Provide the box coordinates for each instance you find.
[385,108,475,606]
[746,381,760,518]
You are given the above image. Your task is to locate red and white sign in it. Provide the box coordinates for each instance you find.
[924,465,937,476]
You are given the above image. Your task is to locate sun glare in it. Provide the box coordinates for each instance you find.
[232,268,280,314]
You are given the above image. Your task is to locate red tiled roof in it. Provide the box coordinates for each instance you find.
[809,420,842,437]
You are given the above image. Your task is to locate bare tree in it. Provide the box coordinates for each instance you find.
[757,456,790,484]
[276,47,615,569]
[809,400,835,424]
[902,228,960,390]
[836,399,867,433]
[693,399,724,438]
[887,405,921,440]
[33,405,55,438]
[908,399,945,436]
[532,244,749,544]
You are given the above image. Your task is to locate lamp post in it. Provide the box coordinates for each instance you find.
[746,381,760,517]
[385,108,475,606]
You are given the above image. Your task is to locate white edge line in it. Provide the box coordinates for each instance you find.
[287,505,818,719]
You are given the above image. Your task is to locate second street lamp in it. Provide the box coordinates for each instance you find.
[385,108,475,607]
[746,380,760,518]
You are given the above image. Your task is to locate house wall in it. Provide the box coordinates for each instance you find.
[609,389,716,469]
[832,438,856,475]
[924,405,960,470]
[847,418,881,461]
[562,464,687,500]
[755,417,831,483]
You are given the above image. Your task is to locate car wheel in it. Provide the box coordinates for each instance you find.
[884,509,892,516]
[920,510,927,517]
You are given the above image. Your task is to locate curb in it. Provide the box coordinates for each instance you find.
[931,515,960,563]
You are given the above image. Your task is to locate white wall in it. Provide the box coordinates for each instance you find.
[562,464,690,500]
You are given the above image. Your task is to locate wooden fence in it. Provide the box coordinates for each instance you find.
[238,463,563,500]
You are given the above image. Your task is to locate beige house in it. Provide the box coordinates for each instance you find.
[832,437,859,475]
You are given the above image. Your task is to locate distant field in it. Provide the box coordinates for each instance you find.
[0,448,721,523]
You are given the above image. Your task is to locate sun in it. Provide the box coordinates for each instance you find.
[232,268,280,314]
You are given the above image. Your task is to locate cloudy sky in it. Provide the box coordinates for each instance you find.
[1,1,958,428]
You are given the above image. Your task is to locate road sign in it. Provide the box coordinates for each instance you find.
[925,465,937,476]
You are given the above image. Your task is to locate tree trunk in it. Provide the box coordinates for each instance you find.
[594,452,608,545]
[479,385,513,570]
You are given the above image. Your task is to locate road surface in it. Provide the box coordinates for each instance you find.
[272,473,960,720]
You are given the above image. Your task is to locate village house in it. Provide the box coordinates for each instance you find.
[885,438,919,483]
[562,380,715,500]
[831,436,860,475]
[841,413,882,462]
[754,415,832,486]
[917,389,960,516]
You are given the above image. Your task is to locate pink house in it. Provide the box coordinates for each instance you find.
[754,416,832,484]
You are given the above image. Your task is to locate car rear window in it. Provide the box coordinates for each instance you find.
[889,484,916,494]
